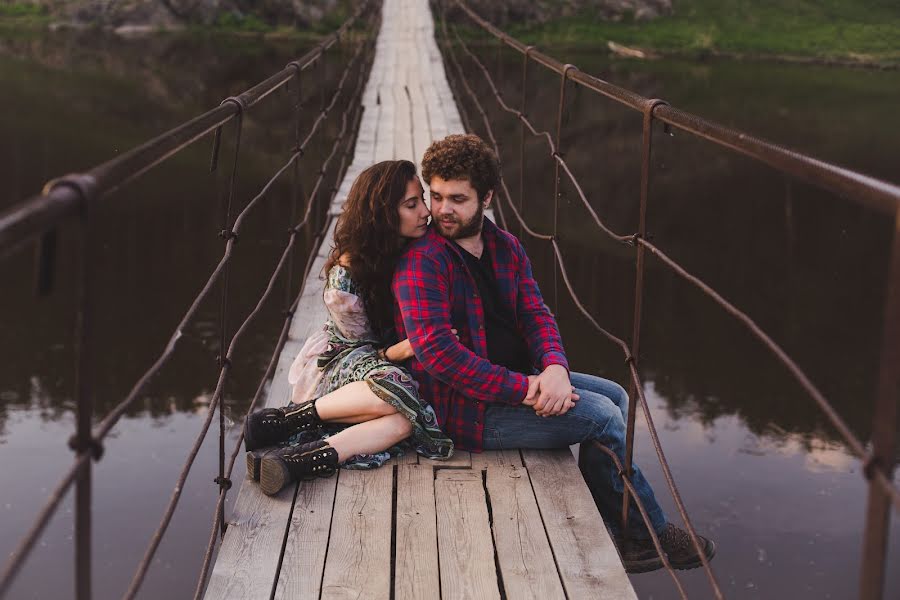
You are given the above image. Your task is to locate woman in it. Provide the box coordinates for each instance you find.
[244,160,453,496]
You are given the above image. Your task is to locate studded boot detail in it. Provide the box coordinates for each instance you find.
[244,400,323,481]
[243,400,322,452]
[257,440,339,496]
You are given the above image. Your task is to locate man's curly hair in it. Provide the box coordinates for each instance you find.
[421,134,500,201]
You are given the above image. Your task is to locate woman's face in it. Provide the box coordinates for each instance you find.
[397,178,430,238]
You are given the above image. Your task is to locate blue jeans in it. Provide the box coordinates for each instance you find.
[482,372,667,539]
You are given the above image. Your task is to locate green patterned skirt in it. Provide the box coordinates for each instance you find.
[287,334,454,469]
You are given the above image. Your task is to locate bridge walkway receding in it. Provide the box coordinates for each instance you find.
[203,1,636,598]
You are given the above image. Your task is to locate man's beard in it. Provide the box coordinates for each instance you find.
[435,202,484,240]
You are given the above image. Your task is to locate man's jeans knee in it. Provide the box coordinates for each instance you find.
[482,371,666,539]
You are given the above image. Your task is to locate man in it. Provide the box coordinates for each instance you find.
[392,134,716,573]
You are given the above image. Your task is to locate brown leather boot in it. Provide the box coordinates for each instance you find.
[618,523,716,573]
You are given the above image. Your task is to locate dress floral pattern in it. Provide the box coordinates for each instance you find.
[286,265,453,468]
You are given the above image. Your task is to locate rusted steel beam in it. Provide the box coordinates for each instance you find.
[452,0,900,216]
[0,2,369,253]
[859,208,900,600]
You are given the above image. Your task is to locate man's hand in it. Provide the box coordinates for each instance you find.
[523,375,540,406]
[532,364,577,417]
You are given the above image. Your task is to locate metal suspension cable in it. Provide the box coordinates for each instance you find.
[451,0,900,215]
[191,97,363,599]
[436,6,716,598]
[122,32,374,600]
[443,8,900,515]
[0,6,376,597]
[0,3,370,254]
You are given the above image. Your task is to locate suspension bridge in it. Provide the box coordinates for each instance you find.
[0,0,897,599]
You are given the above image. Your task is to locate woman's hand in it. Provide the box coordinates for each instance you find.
[386,339,414,362]
[384,330,457,363]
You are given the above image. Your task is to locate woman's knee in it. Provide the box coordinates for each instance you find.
[369,395,398,417]
[386,413,413,438]
[357,381,398,416]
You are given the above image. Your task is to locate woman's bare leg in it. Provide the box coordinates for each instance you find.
[326,413,413,462]
[303,380,398,424]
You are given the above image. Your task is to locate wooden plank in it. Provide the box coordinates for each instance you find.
[435,469,501,600]
[394,450,418,465]
[320,468,393,600]
[522,449,637,600]
[469,449,522,471]
[394,60,415,161]
[395,464,439,600]
[203,480,296,599]
[273,477,339,600]
[486,466,566,600]
[420,451,471,469]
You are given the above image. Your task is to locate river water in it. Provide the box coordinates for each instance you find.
[1,29,898,599]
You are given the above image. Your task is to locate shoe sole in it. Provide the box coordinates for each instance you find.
[246,449,268,482]
[259,457,290,496]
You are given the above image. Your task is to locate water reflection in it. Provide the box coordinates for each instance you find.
[455,42,898,445]
[1,28,899,600]
[449,40,899,598]
[0,29,360,598]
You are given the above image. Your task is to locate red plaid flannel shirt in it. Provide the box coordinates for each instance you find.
[392,218,569,452]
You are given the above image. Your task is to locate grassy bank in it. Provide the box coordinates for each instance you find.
[507,0,900,67]
[0,1,351,40]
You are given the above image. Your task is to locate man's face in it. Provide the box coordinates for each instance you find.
[428,177,492,240]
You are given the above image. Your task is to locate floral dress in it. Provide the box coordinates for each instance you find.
[287,265,453,468]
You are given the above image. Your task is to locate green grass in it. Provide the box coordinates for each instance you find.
[0,2,50,30]
[506,0,900,65]
[0,2,47,17]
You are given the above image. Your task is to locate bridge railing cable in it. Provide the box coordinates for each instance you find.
[0,2,378,598]
[437,1,900,599]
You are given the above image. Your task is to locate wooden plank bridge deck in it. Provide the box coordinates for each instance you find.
[204,1,636,598]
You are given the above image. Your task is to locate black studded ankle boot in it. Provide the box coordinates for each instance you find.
[257,440,339,496]
[243,400,322,453]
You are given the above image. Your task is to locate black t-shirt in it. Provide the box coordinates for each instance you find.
[457,243,532,374]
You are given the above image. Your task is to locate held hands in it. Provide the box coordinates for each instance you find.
[522,364,578,417]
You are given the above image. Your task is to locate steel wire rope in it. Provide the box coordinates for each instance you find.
[445,5,900,512]
[439,9,722,595]
[95,27,370,445]
[191,98,364,599]
[0,9,376,597]
[121,36,374,600]
[0,2,372,254]
[451,0,899,215]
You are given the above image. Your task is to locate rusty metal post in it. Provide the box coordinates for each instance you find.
[213,100,244,537]
[313,52,328,234]
[34,229,57,296]
[285,66,304,311]
[621,99,667,536]
[73,209,93,600]
[552,65,576,311]
[859,208,900,600]
[518,47,533,241]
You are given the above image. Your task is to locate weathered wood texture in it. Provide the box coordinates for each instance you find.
[435,470,502,600]
[394,464,439,600]
[523,449,638,600]
[486,465,567,600]
[320,468,394,600]
[205,2,635,599]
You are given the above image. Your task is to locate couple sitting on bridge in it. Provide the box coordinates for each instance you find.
[243,133,715,573]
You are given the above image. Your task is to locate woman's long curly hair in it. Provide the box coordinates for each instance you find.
[324,160,420,338]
